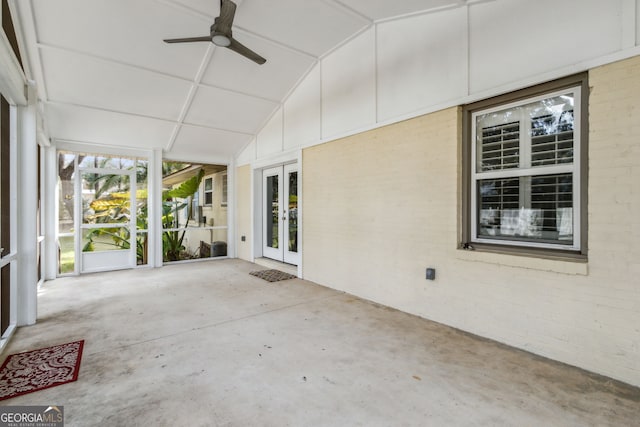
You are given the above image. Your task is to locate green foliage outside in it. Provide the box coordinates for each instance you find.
[82,165,205,264]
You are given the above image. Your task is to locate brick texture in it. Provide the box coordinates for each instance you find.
[301,56,640,386]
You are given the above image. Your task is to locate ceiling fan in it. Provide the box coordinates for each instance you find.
[163,0,266,65]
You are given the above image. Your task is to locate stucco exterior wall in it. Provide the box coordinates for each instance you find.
[301,56,640,386]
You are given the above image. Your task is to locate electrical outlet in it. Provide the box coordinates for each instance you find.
[426,268,436,280]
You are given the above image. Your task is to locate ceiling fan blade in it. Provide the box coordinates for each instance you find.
[164,36,211,44]
[215,0,237,35]
[227,38,266,65]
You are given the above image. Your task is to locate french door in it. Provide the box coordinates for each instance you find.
[78,168,136,273]
[263,164,299,265]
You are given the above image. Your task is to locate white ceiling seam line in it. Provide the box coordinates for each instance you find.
[35,42,197,85]
[165,43,215,152]
[278,59,320,111]
[43,101,254,136]
[45,100,180,125]
[36,41,280,105]
[372,0,496,24]
[43,100,255,136]
[179,122,253,137]
[323,0,374,24]
[232,27,318,61]
[155,0,215,22]
[55,138,153,158]
[196,81,281,105]
[318,23,372,62]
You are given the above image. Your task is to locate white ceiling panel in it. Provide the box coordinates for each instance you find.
[46,104,175,149]
[14,0,482,160]
[171,0,246,17]
[169,124,251,160]
[32,0,210,79]
[40,48,191,121]
[185,85,278,133]
[201,34,316,101]
[338,0,463,21]
[234,0,369,56]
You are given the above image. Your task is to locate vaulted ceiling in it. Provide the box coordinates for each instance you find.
[13,0,470,162]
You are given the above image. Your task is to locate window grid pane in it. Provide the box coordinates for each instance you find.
[479,121,520,171]
[531,110,574,167]
[531,174,573,241]
[477,173,573,245]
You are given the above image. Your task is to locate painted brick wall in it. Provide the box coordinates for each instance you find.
[302,55,640,386]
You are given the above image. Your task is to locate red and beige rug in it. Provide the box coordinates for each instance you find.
[0,340,84,401]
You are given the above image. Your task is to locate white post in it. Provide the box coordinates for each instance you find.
[43,144,57,280]
[148,148,163,267]
[16,87,37,326]
[227,158,235,258]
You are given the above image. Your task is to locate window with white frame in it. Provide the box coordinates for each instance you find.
[204,177,213,206]
[464,75,587,254]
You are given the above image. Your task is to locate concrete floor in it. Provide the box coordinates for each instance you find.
[2,260,639,426]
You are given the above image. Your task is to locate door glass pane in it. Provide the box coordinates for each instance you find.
[81,172,132,254]
[82,227,130,252]
[135,159,149,265]
[1,97,9,257]
[58,152,76,274]
[266,175,279,249]
[288,171,298,253]
[58,235,75,274]
[82,173,131,224]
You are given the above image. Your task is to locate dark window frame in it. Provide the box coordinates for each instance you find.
[461,73,589,260]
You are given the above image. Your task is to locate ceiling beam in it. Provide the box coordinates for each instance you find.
[165,43,213,152]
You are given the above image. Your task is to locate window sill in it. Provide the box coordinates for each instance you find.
[456,245,588,276]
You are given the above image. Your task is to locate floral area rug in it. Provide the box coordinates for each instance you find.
[0,340,84,401]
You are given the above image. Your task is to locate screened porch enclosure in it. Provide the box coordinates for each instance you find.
[57,151,229,275]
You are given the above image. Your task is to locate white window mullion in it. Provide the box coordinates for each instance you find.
[474,164,574,181]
